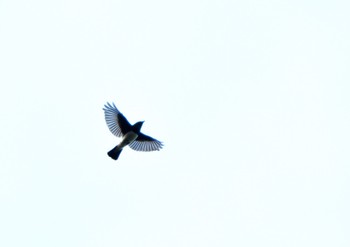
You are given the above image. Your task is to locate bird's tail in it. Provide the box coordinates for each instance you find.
[107,146,123,160]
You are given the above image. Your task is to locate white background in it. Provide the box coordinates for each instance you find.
[0,0,349,246]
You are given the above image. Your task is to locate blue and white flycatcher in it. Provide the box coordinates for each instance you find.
[103,102,163,160]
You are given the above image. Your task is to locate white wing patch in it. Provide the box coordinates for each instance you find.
[103,102,123,137]
[129,139,163,152]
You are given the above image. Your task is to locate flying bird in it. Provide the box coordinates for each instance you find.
[103,102,163,160]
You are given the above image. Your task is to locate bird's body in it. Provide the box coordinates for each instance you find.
[103,102,163,160]
[107,131,138,160]
[119,131,139,148]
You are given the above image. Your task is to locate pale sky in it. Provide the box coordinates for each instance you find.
[0,0,349,246]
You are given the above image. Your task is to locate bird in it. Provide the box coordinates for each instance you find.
[103,102,163,160]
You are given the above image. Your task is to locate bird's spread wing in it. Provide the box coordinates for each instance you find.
[129,133,163,152]
[103,102,132,137]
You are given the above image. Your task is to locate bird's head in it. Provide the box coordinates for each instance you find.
[133,121,144,133]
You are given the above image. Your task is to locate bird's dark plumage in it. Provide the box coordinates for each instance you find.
[107,147,123,160]
[103,102,163,160]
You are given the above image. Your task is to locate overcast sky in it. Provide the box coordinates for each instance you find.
[0,0,349,246]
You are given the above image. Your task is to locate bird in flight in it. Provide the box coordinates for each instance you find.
[103,102,163,160]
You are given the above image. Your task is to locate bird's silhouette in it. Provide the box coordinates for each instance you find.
[103,102,163,160]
